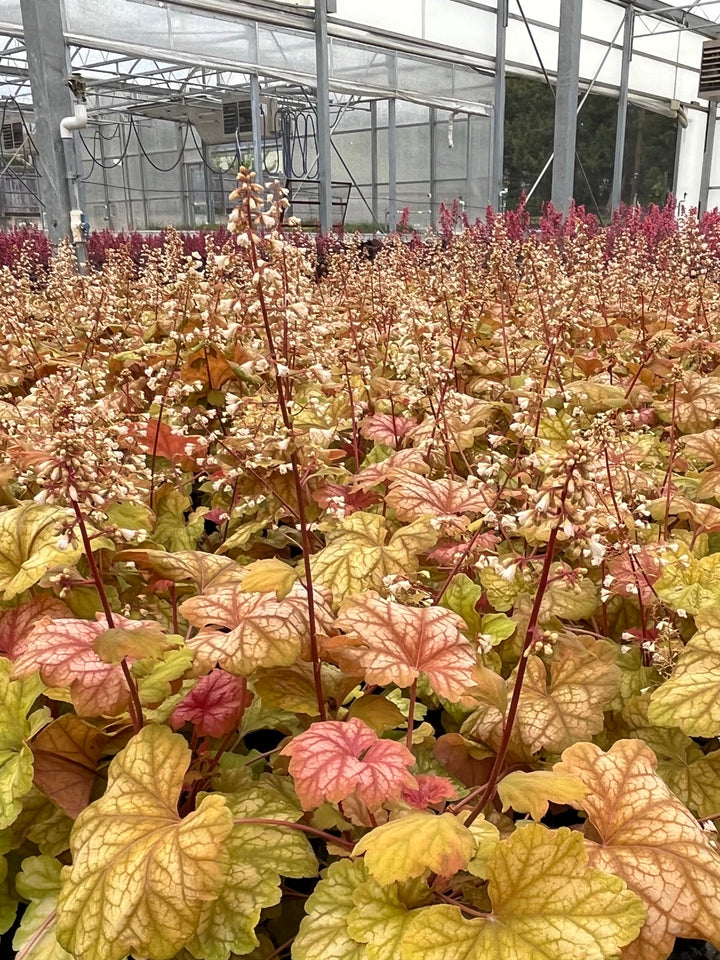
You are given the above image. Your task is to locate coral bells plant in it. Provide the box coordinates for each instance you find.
[5,178,720,960]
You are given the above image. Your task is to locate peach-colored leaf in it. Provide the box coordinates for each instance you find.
[0,596,70,658]
[351,449,430,491]
[30,715,108,818]
[119,548,246,594]
[463,635,620,755]
[281,717,416,811]
[170,669,249,738]
[360,414,416,448]
[179,581,334,676]
[402,775,458,810]
[556,739,720,960]
[11,615,154,716]
[386,474,488,523]
[331,594,476,699]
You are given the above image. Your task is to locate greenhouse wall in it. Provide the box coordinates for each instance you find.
[0,0,718,232]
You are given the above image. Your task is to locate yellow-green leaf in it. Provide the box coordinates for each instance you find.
[310,512,437,603]
[56,724,233,960]
[92,624,170,664]
[654,550,720,615]
[13,855,71,960]
[292,859,367,960]
[439,574,482,635]
[399,824,645,960]
[0,504,88,601]
[353,812,475,884]
[0,658,43,829]
[347,873,431,960]
[346,695,405,734]
[241,558,298,598]
[187,780,317,960]
[649,606,720,736]
[497,770,589,822]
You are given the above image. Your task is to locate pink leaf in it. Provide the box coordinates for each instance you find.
[11,614,154,716]
[401,774,458,809]
[170,669,249,738]
[0,596,70,658]
[360,414,416,448]
[281,717,417,811]
[329,593,476,699]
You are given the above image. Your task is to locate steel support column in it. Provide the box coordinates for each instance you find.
[611,4,633,211]
[429,107,437,227]
[370,100,378,223]
[551,0,583,213]
[388,97,397,231]
[250,73,264,184]
[314,0,333,233]
[491,0,508,209]
[19,0,75,243]
[700,103,717,215]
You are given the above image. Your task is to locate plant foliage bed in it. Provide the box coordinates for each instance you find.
[3,175,720,960]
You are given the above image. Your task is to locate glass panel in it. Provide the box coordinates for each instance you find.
[621,104,677,206]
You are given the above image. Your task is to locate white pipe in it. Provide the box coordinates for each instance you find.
[60,102,87,140]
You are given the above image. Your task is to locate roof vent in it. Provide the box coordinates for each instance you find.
[700,39,720,99]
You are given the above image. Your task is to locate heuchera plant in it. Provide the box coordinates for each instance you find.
[3,170,720,960]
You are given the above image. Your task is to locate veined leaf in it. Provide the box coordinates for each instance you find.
[385,474,488,523]
[0,657,43,829]
[353,811,475,884]
[119,548,246,594]
[463,635,620,755]
[56,724,233,960]
[186,780,317,960]
[11,615,157,717]
[281,717,416,811]
[13,855,71,960]
[0,597,70,659]
[331,594,475,700]
[30,715,107,819]
[0,503,96,601]
[398,824,645,960]
[179,581,334,676]
[240,558,298,598]
[654,550,720,614]
[497,770,588,822]
[556,739,720,960]
[170,669,248,738]
[347,873,431,960]
[649,606,720,736]
[310,512,437,603]
[292,859,367,960]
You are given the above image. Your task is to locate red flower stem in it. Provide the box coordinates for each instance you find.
[406,678,418,752]
[232,818,354,850]
[463,502,566,828]
[70,497,143,733]
[243,184,326,721]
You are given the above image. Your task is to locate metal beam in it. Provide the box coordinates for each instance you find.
[388,97,397,230]
[551,0,583,213]
[19,0,75,243]
[491,0,508,209]
[611,4,633,210]
[700,101,717,215]
[314,0,332,233]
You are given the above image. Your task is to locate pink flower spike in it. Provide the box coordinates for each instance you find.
[402,774,458,810]
[170,669,249,738]
[281,717,417,811]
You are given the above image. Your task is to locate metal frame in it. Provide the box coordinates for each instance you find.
[551,0,583,213]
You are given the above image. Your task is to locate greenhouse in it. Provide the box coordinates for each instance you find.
[6,5,720,960]
[0,0,719,237]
